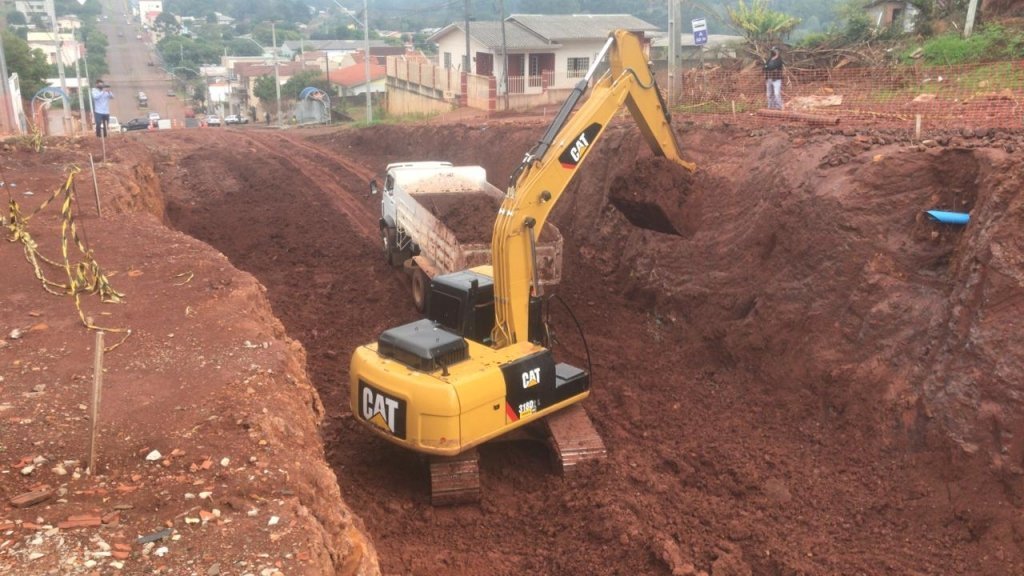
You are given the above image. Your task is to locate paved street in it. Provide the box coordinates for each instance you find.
[96,0,189,128]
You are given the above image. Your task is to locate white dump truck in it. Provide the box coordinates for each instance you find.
[374,162,563,311]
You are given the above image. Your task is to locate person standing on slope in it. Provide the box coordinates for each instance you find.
[92,79,114,137]
[764,47,784,110]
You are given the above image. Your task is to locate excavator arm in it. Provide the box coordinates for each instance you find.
[491,29,696,348]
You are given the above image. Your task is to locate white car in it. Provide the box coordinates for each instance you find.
[206,115,222,127]
[148,112,161,123]
[106,116,121,133]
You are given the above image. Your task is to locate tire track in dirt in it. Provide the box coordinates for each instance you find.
[241,130,380,241]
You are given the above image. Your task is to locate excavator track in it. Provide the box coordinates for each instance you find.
[545,403,607,474]
[429,449,481,505]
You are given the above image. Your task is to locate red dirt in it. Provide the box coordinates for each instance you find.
[3,116,1023,576]
[410,192,500,244]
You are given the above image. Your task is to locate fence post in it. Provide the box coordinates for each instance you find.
[87,330,104,475]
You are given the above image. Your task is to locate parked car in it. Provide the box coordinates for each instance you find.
[166,89,175,97]
[121,117,151,132]
[148,112,161,123]
[206,115,222,127]
[224,114,248,125]
[107,116,121,133]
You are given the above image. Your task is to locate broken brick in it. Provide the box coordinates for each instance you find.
[58,514,102,529]
[9,488,54,508]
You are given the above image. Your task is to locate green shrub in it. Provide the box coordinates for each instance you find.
[907,25,1024,65]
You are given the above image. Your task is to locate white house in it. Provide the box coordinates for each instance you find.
[138,0,163,26]
[26,31,79,66]
[428,13,658,95]
[14,0,51,20]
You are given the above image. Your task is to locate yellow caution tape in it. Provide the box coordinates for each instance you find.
[5,166,130,351]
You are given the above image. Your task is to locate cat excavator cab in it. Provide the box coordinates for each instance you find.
[349,29,696,504]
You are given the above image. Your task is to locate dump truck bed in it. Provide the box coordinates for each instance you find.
[389,168,562,286]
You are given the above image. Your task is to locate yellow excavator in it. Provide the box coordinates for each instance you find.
[349,29,696,504]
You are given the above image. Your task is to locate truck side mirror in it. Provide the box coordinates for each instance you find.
[369,179,378,195]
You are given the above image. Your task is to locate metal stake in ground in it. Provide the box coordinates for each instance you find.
[88,330,104,475]
[89,154,102,217]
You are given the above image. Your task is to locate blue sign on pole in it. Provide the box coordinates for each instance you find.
[692,18,708,46]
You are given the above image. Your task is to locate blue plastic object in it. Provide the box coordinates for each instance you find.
[925,210,970,225]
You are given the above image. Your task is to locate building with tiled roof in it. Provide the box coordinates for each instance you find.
[427,14,657,93]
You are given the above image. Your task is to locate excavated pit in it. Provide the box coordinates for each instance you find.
[157,124,1024,575]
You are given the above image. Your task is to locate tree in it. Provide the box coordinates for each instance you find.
[727,0,802,48]
[155,12,181,35]
[282,69,329,98]
[226,38,264,56]
[252,74,280,103]
[1,30,52,97]
[6,11,27,26]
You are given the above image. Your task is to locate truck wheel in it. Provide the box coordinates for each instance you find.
[411,268,429,312]
[380,225,397,265]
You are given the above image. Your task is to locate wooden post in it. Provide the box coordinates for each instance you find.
[89,154,102,217]
[731,100,736,117]
[88,331,104,475]
[964,0,980,38]
[915,114,922,140]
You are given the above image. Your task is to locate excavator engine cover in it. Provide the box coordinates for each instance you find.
[377,319,468,372]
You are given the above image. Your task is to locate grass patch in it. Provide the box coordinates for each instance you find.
[905,25,1024,65]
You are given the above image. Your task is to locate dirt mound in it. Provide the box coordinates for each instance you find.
[0,136,378,576]
[410,192,499,243]
[608,155,699,236]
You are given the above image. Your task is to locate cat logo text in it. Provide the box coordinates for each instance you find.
[358,380,407,439]
[558,122,603,169]
[521,367,541,389]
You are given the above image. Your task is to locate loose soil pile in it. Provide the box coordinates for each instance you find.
[3,117,1023,576]
[410,192,499,244]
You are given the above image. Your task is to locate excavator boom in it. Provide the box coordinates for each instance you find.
[491,30,695,348]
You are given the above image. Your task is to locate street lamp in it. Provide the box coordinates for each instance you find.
[327,0,372,123]
[271,23,281,127]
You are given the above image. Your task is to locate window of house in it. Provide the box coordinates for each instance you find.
[443,52,452,69]
[567,57,589,78]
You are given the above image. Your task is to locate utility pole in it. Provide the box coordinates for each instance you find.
[82,36,93,127]
[74,35,87,133]
[499,0,508,110]
[964,0,980,38]
[48,0,73,135]
[327,0,371,122]
[464,0,471,73]
[272,22,281,127]
[667,0,677,107]
[363,0,371,123]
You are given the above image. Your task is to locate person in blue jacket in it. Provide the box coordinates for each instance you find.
[91,79,114,137]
